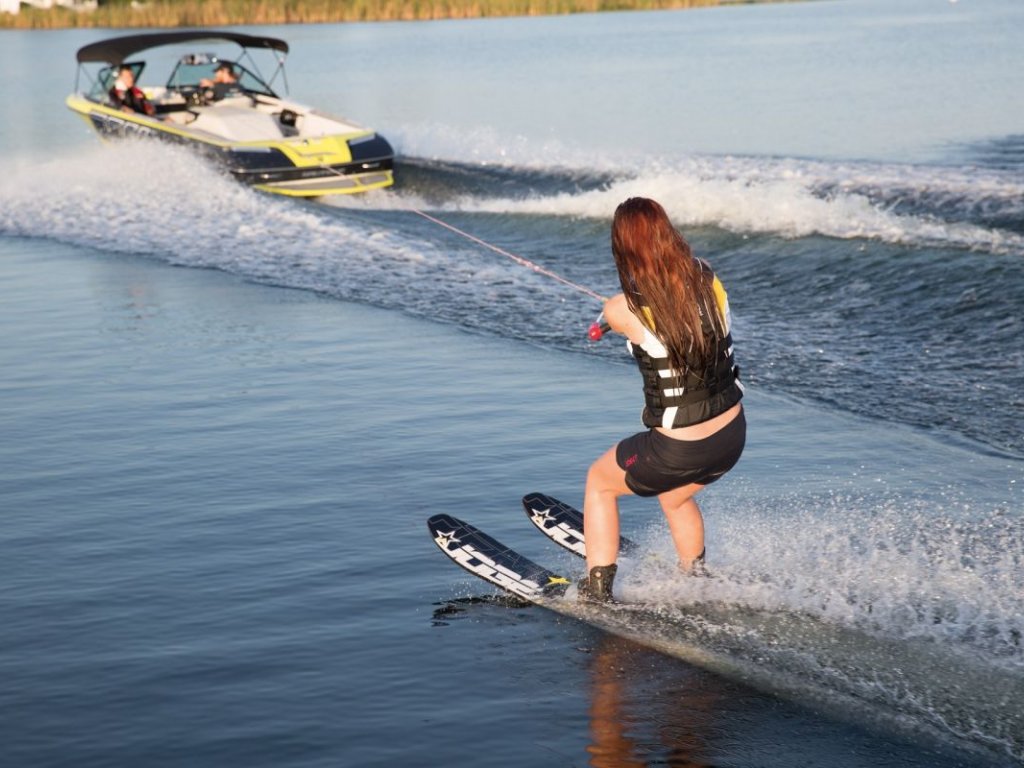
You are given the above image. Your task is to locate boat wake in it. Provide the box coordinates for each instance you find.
[4,135,1021,265]
[0,142,419,276]
[2,138,1022,458]
[374,138,1024,257]
[376,121,1024,252]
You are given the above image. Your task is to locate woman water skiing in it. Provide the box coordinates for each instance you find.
[579,197,746,602]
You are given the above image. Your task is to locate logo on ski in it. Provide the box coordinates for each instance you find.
[526,504,587,557]
[523,492,638,558]
[433,525,544,598]
[427,513,570,600]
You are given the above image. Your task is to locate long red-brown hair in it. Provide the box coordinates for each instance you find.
[611,197,724,374]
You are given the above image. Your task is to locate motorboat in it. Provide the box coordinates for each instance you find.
[66,30,394,197]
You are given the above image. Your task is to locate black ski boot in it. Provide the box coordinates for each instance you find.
[680,548,709,577]
[577,563,617,603]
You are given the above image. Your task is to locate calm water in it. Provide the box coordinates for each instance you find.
[1,1,1023,766]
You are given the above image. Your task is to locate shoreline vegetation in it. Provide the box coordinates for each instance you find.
[1,0,787,29]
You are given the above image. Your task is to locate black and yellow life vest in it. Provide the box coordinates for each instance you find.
[626,269,743,429]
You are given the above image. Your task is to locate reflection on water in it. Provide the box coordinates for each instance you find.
[586,634,713,768]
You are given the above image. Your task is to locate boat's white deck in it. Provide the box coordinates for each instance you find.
[156,96,362,143]
[186,104,284,142]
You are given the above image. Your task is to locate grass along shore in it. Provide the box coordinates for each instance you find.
[1,0,784,29]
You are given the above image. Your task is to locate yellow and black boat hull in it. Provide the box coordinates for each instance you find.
[66,94,394,198]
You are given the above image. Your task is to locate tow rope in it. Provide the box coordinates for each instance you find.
[407,208,611,341]
[312,162,610,339]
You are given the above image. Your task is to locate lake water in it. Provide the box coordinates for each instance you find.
[1,0,1022,765]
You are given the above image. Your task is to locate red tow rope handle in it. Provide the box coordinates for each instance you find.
[587,312,611,342]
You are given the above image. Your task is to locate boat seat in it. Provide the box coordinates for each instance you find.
[188,104,286,141]
[155,101,193,116]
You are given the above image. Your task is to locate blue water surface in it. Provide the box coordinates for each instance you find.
[2,1,1023,765]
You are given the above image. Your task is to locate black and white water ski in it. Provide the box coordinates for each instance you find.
[522,492,638,559]
[427,513,571,601]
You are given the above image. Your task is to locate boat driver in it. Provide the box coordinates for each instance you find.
[108,65,155,117]
[199,62,245,103]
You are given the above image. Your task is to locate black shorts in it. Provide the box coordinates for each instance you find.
[615,409,746,497]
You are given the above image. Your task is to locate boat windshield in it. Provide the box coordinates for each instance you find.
[167,53,277,98]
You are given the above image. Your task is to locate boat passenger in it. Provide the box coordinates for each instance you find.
[108,65,155,116]
[200,62,245,103]
[577,197,746,603]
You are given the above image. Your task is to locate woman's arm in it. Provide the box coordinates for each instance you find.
[603,293,647,344]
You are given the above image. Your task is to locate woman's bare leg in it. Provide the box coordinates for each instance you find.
[583,445,633,571]
[657,483,706,568]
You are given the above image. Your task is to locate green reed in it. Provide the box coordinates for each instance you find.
[1,0,781,30]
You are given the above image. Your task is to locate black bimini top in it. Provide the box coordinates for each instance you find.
[76,30,289,64]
